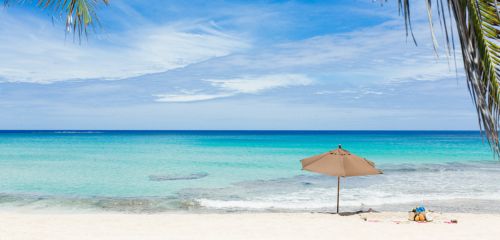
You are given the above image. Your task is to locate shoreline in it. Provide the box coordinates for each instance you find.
[1,211,499,240]
[2,197,500,214]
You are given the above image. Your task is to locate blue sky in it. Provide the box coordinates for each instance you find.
[0,0,479,130]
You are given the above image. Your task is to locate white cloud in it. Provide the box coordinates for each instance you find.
[147,18,462,103]
[0,13,248,83]
[207,74,312,93]
[154,74,313,102]
[193,18,463,90]
[155,93,233,103]
[314,88,385,99]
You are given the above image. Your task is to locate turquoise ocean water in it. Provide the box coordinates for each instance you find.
[1,130,500,213]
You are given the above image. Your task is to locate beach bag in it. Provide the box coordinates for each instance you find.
[410,206,427,221]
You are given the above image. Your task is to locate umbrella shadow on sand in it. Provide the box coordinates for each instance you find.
[319,208,379,216]
[326,208,379,217]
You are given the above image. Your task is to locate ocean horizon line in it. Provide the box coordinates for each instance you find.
[0,130,483,132]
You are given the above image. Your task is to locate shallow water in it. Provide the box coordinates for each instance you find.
[0,130,498,213]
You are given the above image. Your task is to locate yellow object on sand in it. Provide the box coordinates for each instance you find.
[415,213,426,222]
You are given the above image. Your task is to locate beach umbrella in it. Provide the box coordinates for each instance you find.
[300,145,382,213]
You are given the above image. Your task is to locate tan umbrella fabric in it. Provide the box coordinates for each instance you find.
[300,145,382,213]
[301,146,382,177]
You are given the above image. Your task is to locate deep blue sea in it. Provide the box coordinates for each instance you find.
[1,130,500,213]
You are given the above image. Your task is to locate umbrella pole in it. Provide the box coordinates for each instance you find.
[337,176,340,214]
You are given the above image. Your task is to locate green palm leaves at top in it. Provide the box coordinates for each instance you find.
[455,0,500,155]
[399,0,500,155]
[3,0,109,40]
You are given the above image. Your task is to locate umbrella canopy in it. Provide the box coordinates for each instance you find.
[301,145,382,177]
[300,145,382,213]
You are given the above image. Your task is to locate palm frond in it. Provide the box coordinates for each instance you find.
[402,0,500,155]
[3,0,109,42]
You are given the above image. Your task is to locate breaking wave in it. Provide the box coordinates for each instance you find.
[1,161,500,213]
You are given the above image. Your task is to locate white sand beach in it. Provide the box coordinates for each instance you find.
[1,211,499,240]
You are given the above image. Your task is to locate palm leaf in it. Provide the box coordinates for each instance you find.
[401,0,500,155]
[3,0,109,41]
